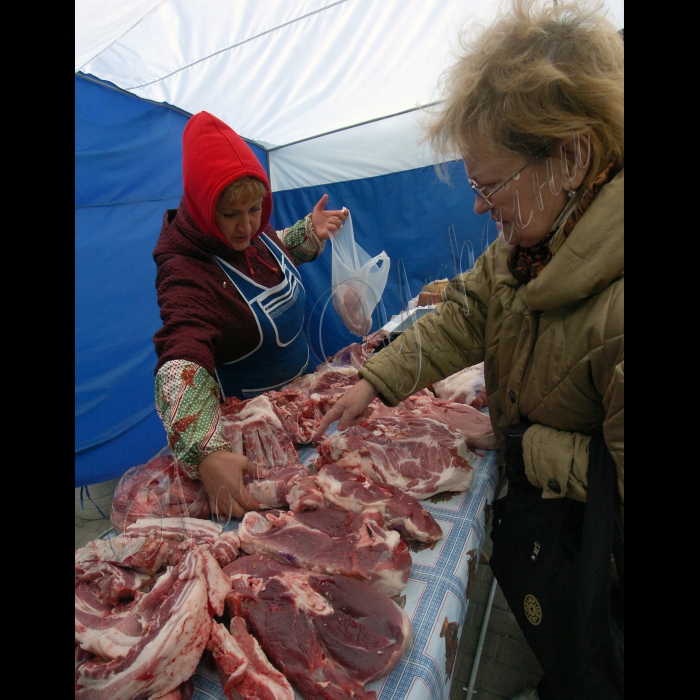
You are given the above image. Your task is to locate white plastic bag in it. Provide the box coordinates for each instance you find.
[329,212,390,336]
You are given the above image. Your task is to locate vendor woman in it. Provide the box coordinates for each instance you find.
[152,111,348,518]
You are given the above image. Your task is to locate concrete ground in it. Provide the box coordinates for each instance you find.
[449,518,543,700]
[75,512,542,700]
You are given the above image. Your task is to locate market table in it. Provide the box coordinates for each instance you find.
[191,427,499,700]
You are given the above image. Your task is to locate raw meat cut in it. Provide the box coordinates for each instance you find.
[289,363,359,394]
[326,341,371,368]
[285,345,382,422]
[75,547,230,661]
[75,532,170,576]
[266,386,322,444]
[237,508,411,596]
[124,516,241,568]
[207,617,295,700]
[371,390,496,450]
[75,548,217,699]
[431,362,487,408]
[75,560,155,607]
[243,464,312,509]
[363,329,391,352]
[75,579,149,660]
[224,554,414,700]
[110,451,210,533]
[316,415,476,499]
[286,464,443,544]
[221,394,300,470]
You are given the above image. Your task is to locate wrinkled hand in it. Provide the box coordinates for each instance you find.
[312,378,379,441]
[310,194,349,241]
[198,450,261,520]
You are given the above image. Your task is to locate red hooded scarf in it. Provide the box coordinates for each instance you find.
[182,111,272,246]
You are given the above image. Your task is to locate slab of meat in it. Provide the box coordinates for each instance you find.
[76,532,170,576]
[224,554,414,700]
[326,341,371,368]
[286,464,443,544]
[76,548,215,698]
[75,579,148,660]
[243,463,312,509]
[75,560,155,607]
[431,362,487,409]
[237,508,411,596]
[76,546,230,661]
[266,386,322,444]
[363,329,391,352]
[316,415,476,499]
[370,388,496,450]
[221,394,300,470]
[207,617,295,700]
[110,452,210,533]
[289,363,359,394]
[124,516,241,568]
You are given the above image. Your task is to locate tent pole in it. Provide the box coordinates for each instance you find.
[465,575,498,700]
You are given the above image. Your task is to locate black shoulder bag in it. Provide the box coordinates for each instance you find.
[489,427,624,700]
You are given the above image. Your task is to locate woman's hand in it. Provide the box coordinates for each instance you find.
[312,378,379,441]
[310,194,349,240]
[198,450,261,520]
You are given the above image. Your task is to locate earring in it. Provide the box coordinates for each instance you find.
[567,189,576,199]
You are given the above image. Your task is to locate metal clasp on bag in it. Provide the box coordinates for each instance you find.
[531,541,541,562]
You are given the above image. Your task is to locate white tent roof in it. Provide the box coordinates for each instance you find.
[76,0,624,191]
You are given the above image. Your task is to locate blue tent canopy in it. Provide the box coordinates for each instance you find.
[75,1,624,488]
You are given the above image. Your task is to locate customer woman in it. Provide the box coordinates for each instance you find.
[153,110,348,519]
[314,2,623,698]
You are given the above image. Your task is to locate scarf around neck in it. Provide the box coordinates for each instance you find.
[506,162,616,284]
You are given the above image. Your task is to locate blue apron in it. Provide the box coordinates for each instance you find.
[212,233,309,400]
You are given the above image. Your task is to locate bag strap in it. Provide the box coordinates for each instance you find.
[558,434,623,699]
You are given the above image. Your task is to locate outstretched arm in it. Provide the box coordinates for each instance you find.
[155,360,260,518]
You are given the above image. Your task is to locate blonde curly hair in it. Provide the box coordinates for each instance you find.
[424,0,623,190]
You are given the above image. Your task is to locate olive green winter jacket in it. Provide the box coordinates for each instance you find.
[359,169,624,504]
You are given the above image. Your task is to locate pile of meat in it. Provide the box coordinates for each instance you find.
[214,342,495,510]
[79,341,495,699]
[75,515,413,700]
[110,452,211,533]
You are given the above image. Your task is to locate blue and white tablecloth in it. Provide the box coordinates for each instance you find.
[191,433,499,700]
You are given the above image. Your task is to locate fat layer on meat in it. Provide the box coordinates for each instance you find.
[286,464,443,543]
[237,508,411,597]
[75,548,213,700]
[316,415,476,499]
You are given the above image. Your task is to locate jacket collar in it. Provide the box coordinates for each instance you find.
[524,168,624,311]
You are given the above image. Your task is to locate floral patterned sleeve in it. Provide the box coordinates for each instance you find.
[279,214,326,265]
[154,360,232,480]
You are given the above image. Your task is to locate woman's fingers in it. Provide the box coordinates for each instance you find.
[313,402,344,441]
[199,450,261,520]
[313,193,329,212]
[312,380,379,440]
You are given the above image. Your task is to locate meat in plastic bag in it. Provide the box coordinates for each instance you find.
[329,211,390,336]
[110,447,211,533]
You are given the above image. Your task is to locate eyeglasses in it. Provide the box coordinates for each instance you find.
[469,147,550,208]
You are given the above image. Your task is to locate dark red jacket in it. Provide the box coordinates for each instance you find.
[153,112,298,376]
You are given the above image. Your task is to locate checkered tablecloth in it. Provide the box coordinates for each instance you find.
[191,430,499,700]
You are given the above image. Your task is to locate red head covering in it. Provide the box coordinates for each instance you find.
[182,111,272,246]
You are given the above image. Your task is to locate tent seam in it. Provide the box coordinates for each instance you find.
[122,0,352,91]
[76,0,169,72]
